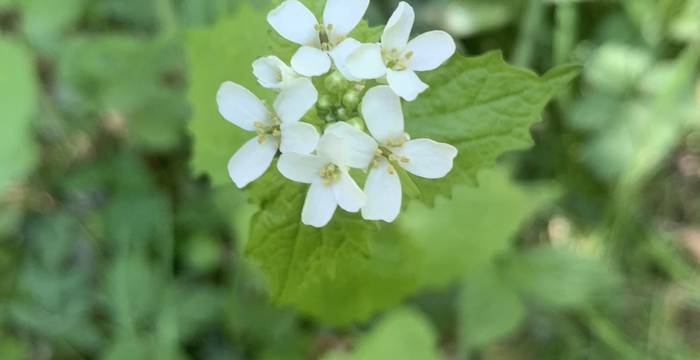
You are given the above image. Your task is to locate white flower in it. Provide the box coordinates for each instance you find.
[277,128,374,227]
[359,85,457,222]
[346,1,456,101]
[217,78,319,188]
[252,55,299,90]
[267,0,370,78]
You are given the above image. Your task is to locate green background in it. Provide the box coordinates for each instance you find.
[1,0,699,359]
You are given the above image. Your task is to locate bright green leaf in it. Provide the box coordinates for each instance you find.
[0,37,38,195]
[186,4,277,185]
[404,52,579,205]
[323,308,440,360]
[245,168,374,301]
[400,167,557,288]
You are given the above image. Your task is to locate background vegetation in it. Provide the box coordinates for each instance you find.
[0,0,699,359]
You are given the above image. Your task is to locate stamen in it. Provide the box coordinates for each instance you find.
[319,164,340,185]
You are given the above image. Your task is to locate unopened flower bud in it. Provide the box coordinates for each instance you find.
[342,90,360,109]
[317,94,334,111]
[324,71,348,94]
[347,117,365,130]
[336,107,350,121]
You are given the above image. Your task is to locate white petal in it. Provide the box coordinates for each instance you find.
[273,78,318,123]
[317,133,348,166]
[267,0,319,46]
[216,81,270,131]
[302,180,337,227]
[362,158,401,222]
[227,136,278,188]
[280,122,319,154]
[361,85,404,142]
[325,122,378,169]
[291,46,331,77]
[406,31,456,71]
[382,1,415,50]
[277,153,325,184]
[393,139,458,179]
[346,43,387,80]
[328,38,362,81]
[252,56,297,89]
[386,69,428,101]
[332,170,366,212]
[323,0,369,39]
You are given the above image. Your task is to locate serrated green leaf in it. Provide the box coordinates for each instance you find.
[0,37,38,195]
[322,308,440,360]
[245,168,374,301]
[404,51,579,205]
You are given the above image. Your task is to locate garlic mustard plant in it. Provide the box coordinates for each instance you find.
[346,1,456,101]
[217,0,459,227]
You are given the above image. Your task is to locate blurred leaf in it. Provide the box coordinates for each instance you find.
[400,167,557,288]
[57,36,186,151]
[0,37,38,194]
[323,308,440,360]
[440,1,522,37]
[404,52,579,205]
[584,44,653,95]
[458,263,524,350]
[19,0,86,54]
[501,247,620,308]
[9,214,101,350]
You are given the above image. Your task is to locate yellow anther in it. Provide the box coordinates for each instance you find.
[257,135,266,144]
[387,164,395,175]
[272,128,281,137]
[404,51,414,60]
[254,121,265,129]
[400,156,410,163]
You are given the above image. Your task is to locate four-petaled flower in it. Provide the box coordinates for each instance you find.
[359,85,457,222]
[267,0,369,78]
[278,132,368,227]
[217,78,320,188]
[346,1,456,101]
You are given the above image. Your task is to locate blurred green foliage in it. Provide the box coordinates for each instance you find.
[1,0,700,359]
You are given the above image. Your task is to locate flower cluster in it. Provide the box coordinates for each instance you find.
[217,0,458,227]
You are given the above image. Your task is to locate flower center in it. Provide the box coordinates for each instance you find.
[314,23,339,51]
[382,48,414,71]
[373,139,411,175]
[254,113,282,144]
[319,163,340,185]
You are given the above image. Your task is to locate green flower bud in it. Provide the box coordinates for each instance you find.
[324,71,348,94]
[342,90,361,109]
[317,94,334,110]
[336,107,350,121]
[324,112,338,123]
[347,117,365,131]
